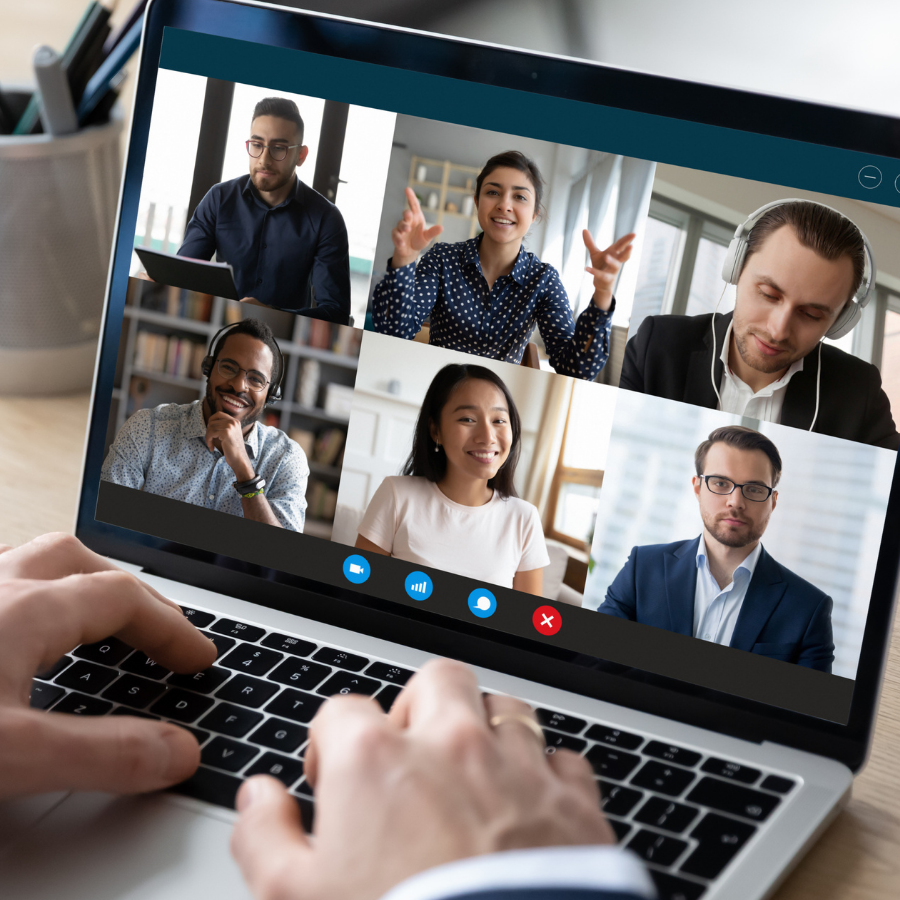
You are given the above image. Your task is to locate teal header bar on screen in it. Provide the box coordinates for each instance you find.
[160,28,900,208]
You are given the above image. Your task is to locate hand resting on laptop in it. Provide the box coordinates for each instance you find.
[0,532,216,797]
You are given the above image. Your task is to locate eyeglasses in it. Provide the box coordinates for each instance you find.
[700,475,774,502]
[215,359,269,392]
[245,140,300,162]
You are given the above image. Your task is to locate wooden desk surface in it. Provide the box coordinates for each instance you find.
[1,392,899,897]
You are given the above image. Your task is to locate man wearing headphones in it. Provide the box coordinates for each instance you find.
[620,199,900,450]
[101,318,309,531]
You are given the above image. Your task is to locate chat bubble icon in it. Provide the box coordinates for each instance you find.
[468,588,497,618]
[476,596,491,610]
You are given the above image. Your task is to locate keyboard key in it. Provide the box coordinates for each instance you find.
[110,707,159,720]
[268,659,331,691]
[685,777,780,822]
[294,779,314,797]
[55,661,119,695]
[265,689,326,724]
[119,651,170,680]
[220,645,284,677]
[179,726,211,745]
[643,741,702,768]
[634,797,699,834]
[30,681,65,710]
[294,795,315,832]
[180,607,216,628]
[174,767,242,809]
[607,817,631,842]
[584,745,641,780]
[102,674,167,708]
[248,718,309,753]
[210,619,265,642]
[365,662,414,685]
[680,813,756,879]
[35,656,73,681]
[245,752,305,787]
[201,736,259,772]
[52,692,112,716]
[598,782,643,817]
[317,671,381,697]
[199,703,264,737]
[200,631,237,658]
[74,637,132,667]
[628,829,688,867]
[585,724,643,750]
[760,775,796,794]
[216,674,280,708]
[536,709,587,734]
[167,666,232,694]
[312,647,368,672]
[375,684,402,712]
[700,757,760,784]
[543,730,587,754]
[150,689,215,723]
[649,871,707,900]
[261,633,317,657]
[631,761,695,796]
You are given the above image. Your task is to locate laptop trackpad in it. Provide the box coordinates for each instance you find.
[0,791,252,899]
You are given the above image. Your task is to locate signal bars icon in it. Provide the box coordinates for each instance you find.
[404,571,433,601]
[409,581,428,594]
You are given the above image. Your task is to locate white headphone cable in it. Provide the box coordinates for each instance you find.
[709,283,729,407]
[809,341,823,433]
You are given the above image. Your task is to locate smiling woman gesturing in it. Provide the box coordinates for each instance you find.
[355,364,549,595]
[100,319,310,531]
[371,151,635,380]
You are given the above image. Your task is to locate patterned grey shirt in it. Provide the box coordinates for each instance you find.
[101,400,308,531]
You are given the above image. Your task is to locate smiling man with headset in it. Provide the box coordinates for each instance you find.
[101,318,309,531]
[620,199,900,450]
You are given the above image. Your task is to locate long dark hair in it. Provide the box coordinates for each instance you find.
[401,364,522,499]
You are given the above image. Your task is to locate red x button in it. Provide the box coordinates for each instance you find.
[532,605,562,636]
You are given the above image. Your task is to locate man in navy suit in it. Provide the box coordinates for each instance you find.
[599,425,834,672]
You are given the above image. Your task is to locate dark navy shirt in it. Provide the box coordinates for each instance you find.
[371,236,613,380]
[178,175,350,322]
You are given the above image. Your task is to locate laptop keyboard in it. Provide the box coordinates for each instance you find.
[30,604,798,900]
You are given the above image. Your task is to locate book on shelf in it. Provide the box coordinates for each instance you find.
[288,428,316,457]
[294,318,361,359]
[295,359,321,408]
[139,284,213,322]
[313,428,346,467]
[134,331,206,380]
[306,478,338,521]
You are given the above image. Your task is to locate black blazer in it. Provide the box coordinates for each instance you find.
[620,312,900,450]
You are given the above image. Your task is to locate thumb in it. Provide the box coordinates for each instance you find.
[0,708,200,797]
[423,224,444,241]
[232,776,312,895]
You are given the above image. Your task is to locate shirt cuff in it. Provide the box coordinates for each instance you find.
[378,846,656,900]
[579,296,616,328]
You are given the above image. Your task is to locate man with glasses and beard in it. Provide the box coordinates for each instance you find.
[101,319,309,531]
[598,426,834,671]
[177,96,351,323]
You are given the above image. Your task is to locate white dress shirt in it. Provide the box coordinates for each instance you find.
[693,535,763,646]
[380,846,656,900]
[717,322,804,421]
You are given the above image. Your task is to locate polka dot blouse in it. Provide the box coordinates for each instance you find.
[371,235,614,380]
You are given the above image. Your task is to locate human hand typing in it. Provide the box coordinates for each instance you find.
[0,533,216,798]
[232,658,614,900]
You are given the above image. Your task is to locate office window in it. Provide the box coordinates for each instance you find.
[546,381,614,547]
[879,292,900,419]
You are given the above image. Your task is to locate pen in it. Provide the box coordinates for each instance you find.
[66,1,114,106]
[78,19,142,123]
[0,83,15,134]
[33,46,79,137]
[103,0,148,58]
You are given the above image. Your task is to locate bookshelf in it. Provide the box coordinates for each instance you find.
[107,279,361,539]
[408,155,482,241]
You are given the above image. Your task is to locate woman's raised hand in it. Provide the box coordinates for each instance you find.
[391,187,444,268]
[583,230,636,312]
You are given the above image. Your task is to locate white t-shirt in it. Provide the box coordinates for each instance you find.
[358,476,550,589]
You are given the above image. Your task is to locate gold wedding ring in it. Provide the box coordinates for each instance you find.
[489,713,546,747]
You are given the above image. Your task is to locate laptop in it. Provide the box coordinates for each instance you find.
[4,2,900,898]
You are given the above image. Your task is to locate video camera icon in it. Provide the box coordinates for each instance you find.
[468,588,497,618]
[342,554,371,585]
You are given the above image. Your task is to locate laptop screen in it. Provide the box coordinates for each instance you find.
[84,6,900,731]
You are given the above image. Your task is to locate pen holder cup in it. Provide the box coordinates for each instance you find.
[0,91,123,395]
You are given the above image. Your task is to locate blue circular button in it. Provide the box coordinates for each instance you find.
[468,588,497,618]
[404,571,433,601]
[342,554,371,584]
